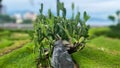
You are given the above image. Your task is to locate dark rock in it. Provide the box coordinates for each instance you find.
[51,40,74,68]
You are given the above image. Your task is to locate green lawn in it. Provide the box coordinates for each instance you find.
[0,29,36,68]
[0,29,31,52]
[0,27,120,68]
[72,27,120,68]
[0,42,36,68]
[0,39,13,49]
[89,36,120,51]
[73,36,120,68]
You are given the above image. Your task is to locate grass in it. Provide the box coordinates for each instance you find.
[0,29,31,40]
[0,29,36,68]
[0,30,31,54]
[0,40,30,54]
[0,39,13,49]
[89,26,120,39]
[0,29,31,49]
[88,36,120,52]
[0,30,11,36]
[71,26,120,68]
[73,47,120,68]
[0,27,120,68]
[88,27,110,38]
[72,36,120,68]
[9,32,30,40]
[0,42,36,68]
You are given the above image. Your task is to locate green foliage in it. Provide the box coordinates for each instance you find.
[72,3,74,11]
[34,0,90,67]
[89,26,120,39]
[0,14,16,23]
[71,3,74,19]
[108,10,120,24]
[108,15,115,22]
[116,10,120,16]
[0,0,2,7]
[39,3,43,14]
[23,19,32,24]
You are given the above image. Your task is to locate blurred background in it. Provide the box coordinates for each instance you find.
[0,0,120,27]
[0,0,120,68]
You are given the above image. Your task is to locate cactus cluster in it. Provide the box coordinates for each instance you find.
[34,0,90,67]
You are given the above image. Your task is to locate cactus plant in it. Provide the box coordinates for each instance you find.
[34,0,90,67]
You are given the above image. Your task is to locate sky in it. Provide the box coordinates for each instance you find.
[2,0,120,25]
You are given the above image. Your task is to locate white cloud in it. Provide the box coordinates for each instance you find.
[60,0,120,13]
[2,0,120,13]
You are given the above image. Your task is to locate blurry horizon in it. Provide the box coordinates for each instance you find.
[2,0,120,25]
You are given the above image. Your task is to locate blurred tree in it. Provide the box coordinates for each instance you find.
[0,0,3,14]
[108,15,115,22]
[23,19,32,24]
[0,0,1,2]
[0,14,16,23]
[116,11,120,23]
[108,10,120,23]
